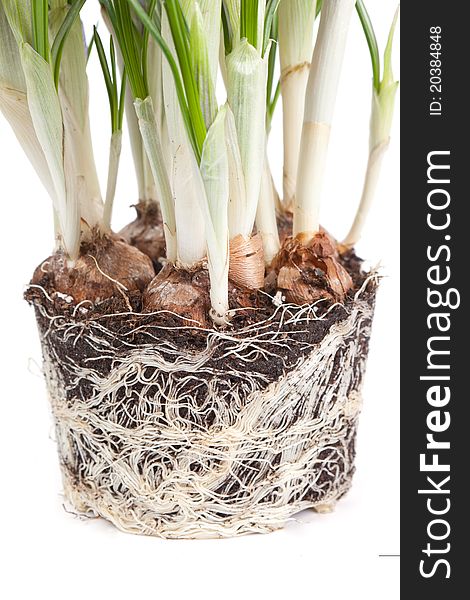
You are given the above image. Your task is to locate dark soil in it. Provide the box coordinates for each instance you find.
[26,247,376,407]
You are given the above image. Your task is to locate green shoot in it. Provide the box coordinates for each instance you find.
[316,0,322,18]
[141,0,158,94]
[32,0,50,63]
[267,79,280,128]
[86,31,95,63]
[343,7,399,248]
[127,0,207,162]
[356,3,399,147]
[221,2,233,55]
[221,0,240,55]
[118,61,126,128]
[101,0,148,100]
[164,0,207,157]
[383,7,399,90]
[356,0,380,91]
[117,0,182,104]
[263,0,280,56]
[370,7,399,149]
[265,13,279,129]
[93,27,126,133]
[189,3,217,130]
[240,0,259,48]
[51,0,87,88]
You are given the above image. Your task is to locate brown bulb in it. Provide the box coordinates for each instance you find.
[119,202,166,268]
[32,233,155,305]
[272,231,353,305]
[143,264,211,328]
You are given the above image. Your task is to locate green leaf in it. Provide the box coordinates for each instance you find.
[20,42,81,259]
[382,6,399,89]
[32,0,50,62]
[102,0,147,100]
[164,0,207,157]
[141,0,158,92]
[126,0,202,160]
[240,0,259,50]
[356,0,380,91]
[118,67,126,129]
[94,28,114,111]
[263,0,280,56]
[189,2,217,129]
[93,26,120,131]
[266,78,280,129]
[370,7,399,149]
[265,11,278,126]
[316,0,322,18]
[1,4,56,210]
[51,0,86,88]
[222,0,240,53]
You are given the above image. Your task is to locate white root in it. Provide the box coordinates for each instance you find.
[34,280,376,539]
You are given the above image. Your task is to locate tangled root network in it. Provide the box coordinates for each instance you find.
[33,278,376,539]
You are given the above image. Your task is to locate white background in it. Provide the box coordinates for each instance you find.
[0,2,400,598]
